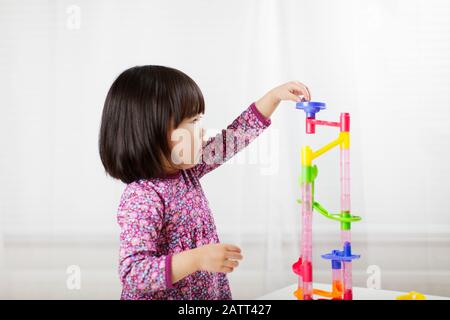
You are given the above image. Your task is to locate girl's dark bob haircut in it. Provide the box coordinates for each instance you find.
[99,65,205,184]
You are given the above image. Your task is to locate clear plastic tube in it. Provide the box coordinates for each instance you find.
[341,230,351,243]
[343,261,353,300]
[298,276,303,293]
[340,146,353,300]
[332,268,343,299]
[301,182,313,300]
[340,148,351,212]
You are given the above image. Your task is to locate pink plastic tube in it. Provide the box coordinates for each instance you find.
[340,147,353,300]
[343,261,353,300]
[340,148,351,213]
[300,182,313,300]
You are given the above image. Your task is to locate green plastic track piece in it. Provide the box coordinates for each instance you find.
[296,199,362,224]
[299,165,318,185]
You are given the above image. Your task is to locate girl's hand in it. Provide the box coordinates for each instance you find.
[255,81,311,119]
[193,243,243,273]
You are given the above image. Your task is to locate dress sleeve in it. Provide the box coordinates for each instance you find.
[117,189,174,293]
[191,102,271,179]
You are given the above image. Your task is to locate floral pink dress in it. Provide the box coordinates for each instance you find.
[117,103,271,299]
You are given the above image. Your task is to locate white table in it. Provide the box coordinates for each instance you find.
[257,283,450,300]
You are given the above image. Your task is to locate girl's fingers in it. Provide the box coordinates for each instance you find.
[286,86,304,100]
[288,92,302,102]
[225,251,243,260]
[300,83,311,101]
[291,81,311,101]
[225,244,241,252]
[223,259,239,268]
[221,266,234,273]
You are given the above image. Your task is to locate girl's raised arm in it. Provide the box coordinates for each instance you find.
[190,102,271,179]
[190,81,310,179]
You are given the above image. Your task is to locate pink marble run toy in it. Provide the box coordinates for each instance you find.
[292,101,362,300]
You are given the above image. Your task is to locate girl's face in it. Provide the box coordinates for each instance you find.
[168,114,204,170]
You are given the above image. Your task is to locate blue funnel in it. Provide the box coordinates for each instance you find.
[296,101,326,118]
[321,242,360,263]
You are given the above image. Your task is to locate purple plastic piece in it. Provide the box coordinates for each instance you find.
[296,101,326,118]
[321,242,360,263]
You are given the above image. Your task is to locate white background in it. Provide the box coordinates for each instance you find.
[0,0,449,299]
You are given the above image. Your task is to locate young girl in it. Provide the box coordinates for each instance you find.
[99,65,311,300]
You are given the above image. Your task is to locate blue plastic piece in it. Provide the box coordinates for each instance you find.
[331,257,342,270]
[321,242,360,267]
[296,101,326,118]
